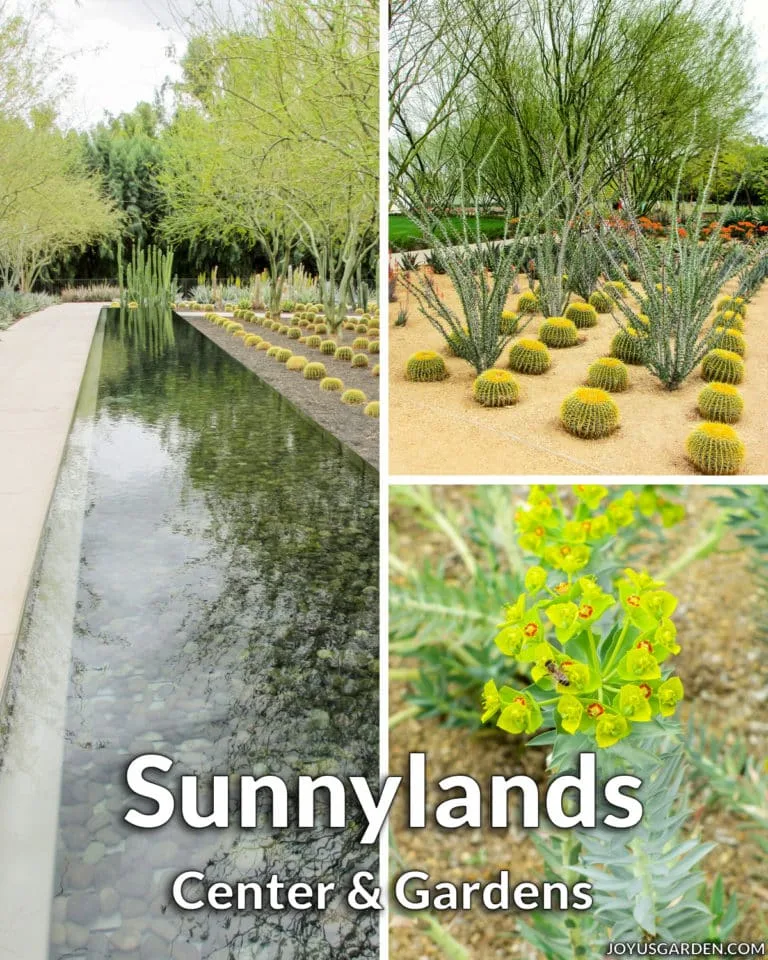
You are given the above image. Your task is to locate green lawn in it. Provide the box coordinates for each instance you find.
[389,214,509,252]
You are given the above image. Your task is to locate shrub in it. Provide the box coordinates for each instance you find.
[611,328,645,365]
[500,310,519,334]
[405,350,449,382]
[565,302,598,328]
[508,338,551,375]
[351,353,369,368]
[561,387,620,438]
[589,290,614,313]
[713,326,746,357]
[60,283,121,303]
[335,345,354,361]
[320,377,344,392]
[697,382,744,423]
[472,369,520,407]
[517,290,539,314]
[285,355,308,371]
[539,317,578,348]
[363,401,380,417]
[586,357,629,392]
[341,388,367,405]
[276,348,292,363]
[303,362,327,380]
[320,339,337,354]
[352,337,370,350]
[686,423,745,474]
[701,349,745,385]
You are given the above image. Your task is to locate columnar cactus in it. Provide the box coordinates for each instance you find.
[686,423,745,475]
[405,350,449,382]
[561,387,620,439]
[586,357,629,392]
[508,338,551,375]
[500,310,519,334]
[539,317,579,348]
[517,291,540,314]
[363,401,380,418]
[320,377,344,392]
[472,369,520,407]
[341,388,367,405]
[303,362,327,380]
[589,290,614,313]
[285,355,308,371]
[701,349,745,385]
[713,326,746,357]
[610,328,645,365]
[565,302,598,328]
[697,383,744,423]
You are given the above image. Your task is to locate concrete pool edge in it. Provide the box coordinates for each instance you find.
[0,302,105,700]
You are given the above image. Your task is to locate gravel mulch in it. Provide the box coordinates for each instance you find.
[184,313,379,468]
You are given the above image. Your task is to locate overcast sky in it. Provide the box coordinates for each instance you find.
[38,0,768,134]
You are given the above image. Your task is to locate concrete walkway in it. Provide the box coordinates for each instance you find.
[0,303,102,699]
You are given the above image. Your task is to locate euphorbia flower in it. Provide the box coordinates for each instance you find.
[494,597,544,657]
[525,566,547,593]
[573,484,608,510]
[544,543,591,574]
[656,676,684,716]
[616,684,652,722]
[618,643,662,681]
[481,679,501,724]
[557,694,583,734]
[595,712,631,748]
[496,690,543,735]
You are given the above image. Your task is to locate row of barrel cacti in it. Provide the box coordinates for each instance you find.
[685,295,747,474]
[202,314,378,418]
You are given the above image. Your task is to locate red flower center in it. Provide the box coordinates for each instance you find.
[639,683,652,699]
[636,639,653,653]
[514,696,527,707]
[581,520,592,531]
[535,526,544,537]
[560,545,571,556]
[578,604,594,619]
[524,622,538,637]
[555,583,569,594]
[586,702,604,718]
[627,594,641,607]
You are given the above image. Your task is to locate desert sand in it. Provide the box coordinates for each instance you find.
[388,272,768,476]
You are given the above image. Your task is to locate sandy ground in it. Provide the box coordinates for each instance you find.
[186,314,379,468]
[389,274,768,475]
[389,487,768,957]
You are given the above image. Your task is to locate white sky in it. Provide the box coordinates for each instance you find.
[31,0,768,135]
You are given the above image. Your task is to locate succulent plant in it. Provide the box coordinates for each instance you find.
[517,291,540,314]
[611,328,645,365]
[285,355,308,371]
[697,382,744,423]
[539,317,579,348]
[405,350,449,382]
[368,340,380,354]
[686,422,745,474]
[352,337,370,350]
[561,387,620,439]
[266,346,281,358]
[303,361,327,380]
[343,321,357,331]
[244,334,262,347]
[500,310,519,335]
[335,345,354,362]
[303,335,320,349]
[716,296,746,317]
[363,401,380,418]
[445,327,469,356]
[320,377,344,392]
[369,317,380,329]
[714,309,744,332]
[256,341,271,351]
[701,348,745,384]
[276,348,292,363]
[472,369,520,407]
[372,364,380,377]
[341,388,367,405]
[565,302,598,328]
[297,318,310,328]
[589,290,614,313]
[586,357,629,392]
[315,323,329,334]
[277,324,289,335]
[603,281,628,299]
[351,353,369,368]
[320,339,337,354]
[355,324,368,334]
[233,329,247,339]
[713,326,746,357]
[508,338,551,375]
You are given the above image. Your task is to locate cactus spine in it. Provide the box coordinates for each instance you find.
[586,357,629,392]
[472,369,520,407]
[701,349,745,385]
[697,383,744,424]
[508,338,551,375]
[539,317,579,348]
[686,423,745,475]
[561,387,620,439]
[405,350,449,382]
